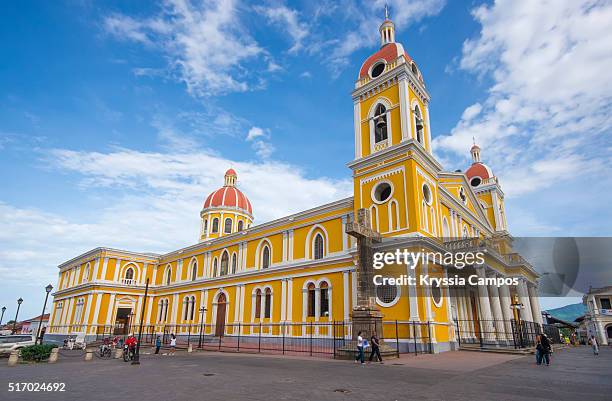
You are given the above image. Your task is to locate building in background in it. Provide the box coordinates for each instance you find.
[47,14,543,352]
[583,286,612,345]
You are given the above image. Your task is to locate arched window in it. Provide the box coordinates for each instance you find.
[212,218,219,233]
[83,264,90,283]
[165,268,172,285]
[191,261,197,281]
[262,246,270,269]
[212,258,218,277]
[125,267,134,282]
[220,252,229,276]
[255,289,262,318]
[183,297,189,320]
[307,283,316,317]
[314,234,324,260]
[462,226,469,239]
[224,218,232,234]
[442,217,450,241]
[320,282,329,317]
[190,296,196,320]
[203,219,208,233]
[238,221,244,231]
[414,105,424,144]
[264,288,272,318]
[231,253,237,274]
[163,299,168,321]
[373,104,388,143]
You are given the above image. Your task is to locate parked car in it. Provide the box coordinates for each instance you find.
[0,334,36,355]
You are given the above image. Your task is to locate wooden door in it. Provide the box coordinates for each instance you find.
[215,293,227,337]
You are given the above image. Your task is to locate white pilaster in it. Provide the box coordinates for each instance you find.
[343,271,350,321]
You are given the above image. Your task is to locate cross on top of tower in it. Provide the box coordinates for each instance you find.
[385,3,389,20]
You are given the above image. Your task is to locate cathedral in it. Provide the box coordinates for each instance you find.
[47,15,542,353]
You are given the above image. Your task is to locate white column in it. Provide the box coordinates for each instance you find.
[528,284,543,325]
[105,294,116,326]
[82,293,94,327]
[350,269,357,308]
[475,267,494,342]
[170,294,179,325]
[145,295,154,325]
[343,271,350,321]
[398,75,410,141]
[282,231,288,262]
[238,285,245,323]
[517,279,534,322]
[407,263,420,321]
[341,215,349,251]
[92,258,100,282]
[487,273,505,341]
[113,259,122,282]
[234,285,242,322]
[281,279,287,321]
[314,289,321,322]
[498,283,514,335]
[100,257,109,281]
[287,279,293,322]
[91,293,103,328]
[288,230,294,261]
[353,99,361,158]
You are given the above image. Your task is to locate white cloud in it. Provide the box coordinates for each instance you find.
[103,0,263,96]
[300,71,312,79]
[0,146,351,288]
[435,0,612,197]
[256,4,309,53]
[246,126,274,158]
[246,126,268,141]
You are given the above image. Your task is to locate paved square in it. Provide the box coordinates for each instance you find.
[1,347,610,401]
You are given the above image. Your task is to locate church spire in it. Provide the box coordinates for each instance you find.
[470,139,481,163]
[379,5,395,47]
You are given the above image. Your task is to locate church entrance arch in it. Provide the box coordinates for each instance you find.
[215,293,227,337]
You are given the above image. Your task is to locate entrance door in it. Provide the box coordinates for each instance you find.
[114,308,132,335]
[607,325,612,343]
[215,293,227,337]
[470,293,480,339]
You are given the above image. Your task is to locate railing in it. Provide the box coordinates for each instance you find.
[455,318,561,349]
[46,320,434,358]
[121,278,136,285]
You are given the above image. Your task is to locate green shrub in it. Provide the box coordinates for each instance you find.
[19,344,57,362]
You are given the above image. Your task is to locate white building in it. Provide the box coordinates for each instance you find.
[583,286,612,345]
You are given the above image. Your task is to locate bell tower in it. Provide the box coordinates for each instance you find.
[347,11,443,238]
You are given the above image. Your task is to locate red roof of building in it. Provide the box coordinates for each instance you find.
[466,163,493,181]
[359,43,413,79]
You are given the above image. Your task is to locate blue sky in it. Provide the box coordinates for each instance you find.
[1,0,611,319]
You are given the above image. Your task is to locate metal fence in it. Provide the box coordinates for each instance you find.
[455,319,561,349]
[46,320,435,359]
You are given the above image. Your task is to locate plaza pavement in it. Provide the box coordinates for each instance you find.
[1,346,610,401]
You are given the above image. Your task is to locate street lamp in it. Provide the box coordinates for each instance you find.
[12,298,23,334]
[132,278,149,365]
[198,307,207,348]
[0,306,6,326]
[128,312,135,334]
[36,284,53,345]
[510,298,525,347]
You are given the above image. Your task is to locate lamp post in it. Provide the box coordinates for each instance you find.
[198,307,207,348]
[0,306,6,326]
[36,284,53,345]
[12,298,23,334]
[510,298,525,348]
[132,278,149,365]
[128,312,135,335]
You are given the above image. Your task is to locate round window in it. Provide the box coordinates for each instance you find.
[376,284,399,305]
[371,62,385,78]
[422,184,432,205]
[373,182,392,203]
[431,284,442,306]
[470,177,481,187]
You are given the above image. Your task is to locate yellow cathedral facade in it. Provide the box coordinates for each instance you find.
[47,16,543,353]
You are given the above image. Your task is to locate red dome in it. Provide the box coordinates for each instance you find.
[203,186,252,215]
[225,168,237,176]
[359,43,414,79]
[466,163,493,181]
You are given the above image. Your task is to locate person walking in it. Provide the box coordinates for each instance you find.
[354,331,365,366]
[169,333,177,356]
[540,333,552,366]
[535,334,544,365]
[590,335,599,356]
[155,335,162,354]
[369,332,383,364]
